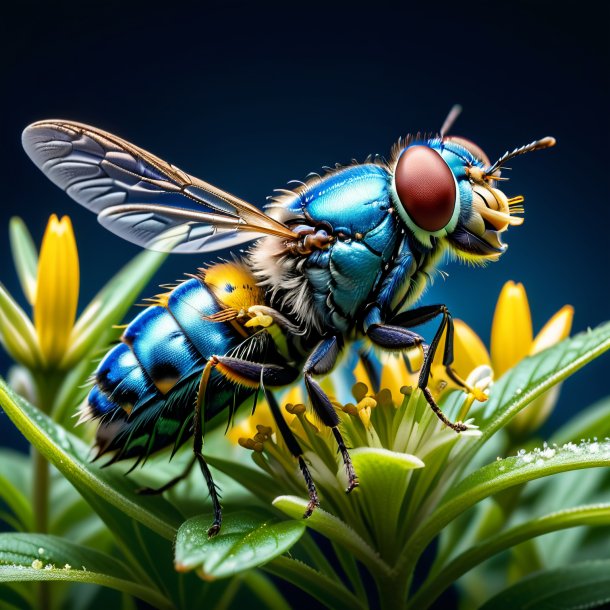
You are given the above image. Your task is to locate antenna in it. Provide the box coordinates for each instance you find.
[487,136,556,175]
[440,104,463,137]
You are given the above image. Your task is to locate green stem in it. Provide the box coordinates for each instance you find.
[377,574,406,610]
[31,371,62,610]
[32,447,50,610]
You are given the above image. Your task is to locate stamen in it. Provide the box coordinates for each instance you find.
[507,195,525,206]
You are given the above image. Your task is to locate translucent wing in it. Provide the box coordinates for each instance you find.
[22,120,298,253]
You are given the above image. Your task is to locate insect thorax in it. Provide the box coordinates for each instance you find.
[249,163,440,336]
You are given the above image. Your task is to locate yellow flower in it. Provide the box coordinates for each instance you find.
[0,215,80,370]
[34,215,80,366]
[411,280,572,432]
[491,280,573,374]
[508,302,574,436]
[491,281,533,377]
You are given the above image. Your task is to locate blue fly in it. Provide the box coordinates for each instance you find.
[22,107,555,535]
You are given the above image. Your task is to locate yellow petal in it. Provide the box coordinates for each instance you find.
[34,215,80,366]
[226,397,276,445]
[530,305,574,355]
[353,357,373,389]
[490,281,533,377]
[452,319,491,378]
[380,353,417,402]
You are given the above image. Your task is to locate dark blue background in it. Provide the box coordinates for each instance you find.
[2,0,608,452]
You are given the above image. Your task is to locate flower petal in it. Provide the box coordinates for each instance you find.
[34,215,80,366]
[530,305,574,355]
[452,319,492,376]
[379,353,417,403]
[491,281,533,377]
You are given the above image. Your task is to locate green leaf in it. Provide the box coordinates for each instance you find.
[175,510,305,579]
[551,396,610,446]
[273,495,390,577]
[0,532,172,610]
[205,454,283,504]
[350,448,424,560]
[479,559,610,610]
[71,482,191,608]
[0,377,181,540]
[398,438,610,576]
[0,450,33,531]
[408,503,610,609]
[61,249,167,368]
[0,284,41,367]
[241,570,292,610]
[9,217,38,306]
[264,556,366,610]
[478,323,610,442]
[443,324,610,487]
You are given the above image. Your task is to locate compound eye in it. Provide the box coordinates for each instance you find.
[394,146,456,232]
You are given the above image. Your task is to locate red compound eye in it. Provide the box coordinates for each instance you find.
[394,146,456,232]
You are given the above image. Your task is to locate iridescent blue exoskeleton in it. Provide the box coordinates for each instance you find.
[22,107,555,535]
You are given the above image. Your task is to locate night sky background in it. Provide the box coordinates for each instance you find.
[1,0,608,502]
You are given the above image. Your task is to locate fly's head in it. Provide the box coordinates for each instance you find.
[389,126,555,263]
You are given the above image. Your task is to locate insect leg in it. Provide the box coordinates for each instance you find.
[210,356,300,387]
[263,387,319,517]
[365,323,424,350]
[389,305,470,432]
[195,359,223,537]
[303,337,358,493]
[209,354,312,509]
[137,456,197,495]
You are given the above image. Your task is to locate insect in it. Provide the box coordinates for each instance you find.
[22,106,555,536]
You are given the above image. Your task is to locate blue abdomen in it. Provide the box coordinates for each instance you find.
[87,277,249,462]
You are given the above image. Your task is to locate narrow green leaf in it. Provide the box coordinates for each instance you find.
[477,324,610,445]
[273,495,390,577]
[441,324,610,490]
[52,349,105,427]
[0,284,41,367]
[0,377,181,540]
[408,504,610,609]
[175,510,305,579]
[0,533,172,610]
[0,451,33,531]
[551,396,610,446]
[264,556,366,610]
[241,570,292,610]
[479,559,610,610]
[399,438,610,576]
[350,448,424,560]
[331,541,369,604]
[206,454,284,504]
[71,483,186,606]
[62,249,167,368]
[0,476,31,531]
[9,217,38,306]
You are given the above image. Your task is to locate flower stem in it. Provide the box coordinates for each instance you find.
[377,574,407,610]
[32,371,62,610]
